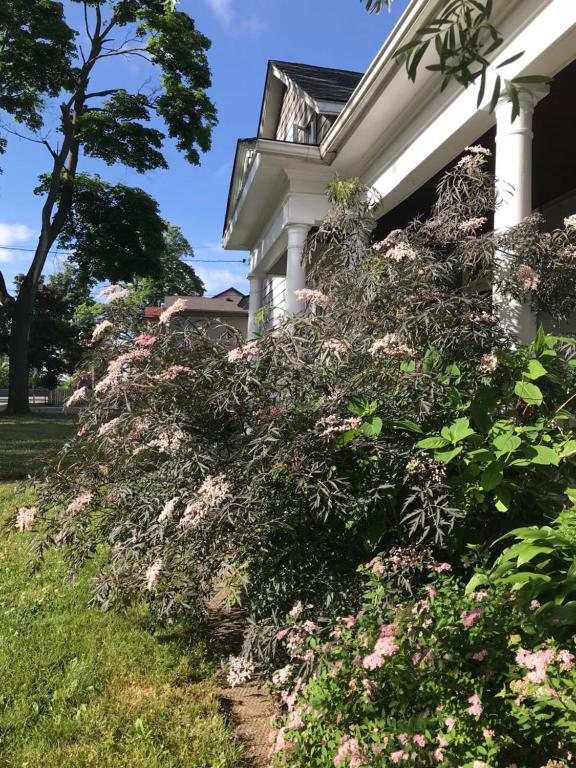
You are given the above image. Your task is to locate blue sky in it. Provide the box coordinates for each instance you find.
[0,0,407,297]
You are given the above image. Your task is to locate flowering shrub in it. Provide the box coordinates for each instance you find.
[269,566,576,767]
[32,150,576,665]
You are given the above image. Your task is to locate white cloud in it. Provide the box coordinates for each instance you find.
[0,222,33,264]
[195,265,249,296]
[203,0,264,34]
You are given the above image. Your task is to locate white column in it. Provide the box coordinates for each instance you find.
[285,224,309,315]
[493,90,547,344]
[247,275,263,339]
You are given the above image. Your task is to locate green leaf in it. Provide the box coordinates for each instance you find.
[417,436,450,449]
[362,417,383,439]
[524,445,560,466]
[560,441,576,459]
[435,446,463,464]
[449,417,476,444]
[524,359,547,380]
[494,485,511,512]
[492,433,522,453]
[514,380,543,406]
[481,462,504,491]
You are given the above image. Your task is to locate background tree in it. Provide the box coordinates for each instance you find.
[0,0,217,414]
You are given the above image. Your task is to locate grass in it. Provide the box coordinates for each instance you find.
[0,415,77,481]
[0,483,243,767]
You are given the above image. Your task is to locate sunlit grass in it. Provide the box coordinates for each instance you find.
[0,483,243,767]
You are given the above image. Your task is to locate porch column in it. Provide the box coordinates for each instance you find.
[493,90,547,344]
[285,224,309,315]
[247,274,263,339]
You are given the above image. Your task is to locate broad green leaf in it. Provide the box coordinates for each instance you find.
[560,441,576,459]
[481,462,503,491]
[525,445,560,466]
[449,417,476,443]
[362,417,383,439]
[515,544,554,566]
[514,380,543,406]
[417,436,450,449]
[436,446,463,464]
[524,359,547,380]
[492,433,522,453]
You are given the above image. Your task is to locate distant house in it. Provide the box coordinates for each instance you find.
[223,0,576,342]
[145,288,249,339]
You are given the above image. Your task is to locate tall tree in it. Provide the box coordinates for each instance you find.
[0,0,217,413]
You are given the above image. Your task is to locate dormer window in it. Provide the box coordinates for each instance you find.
[293,118,317,144]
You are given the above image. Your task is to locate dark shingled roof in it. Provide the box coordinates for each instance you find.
[270,60,364,104]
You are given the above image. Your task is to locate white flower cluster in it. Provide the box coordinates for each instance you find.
[16,506,38,532]
[91,320,114,342]
[369,333,415,359]
[145,558,163,591]
[64,386,88,409]
[158,497,179,524]
[226,655,256,688]
[227,341,259,363]
[146,427,187,455]
[179,475,231,530]
[295,288,331,308]
[315,414,362,439]
[322,339,347,355]
[65,491,93,518]
[97,416,122,437]
[564,214,576,229]
[158,298,188,326]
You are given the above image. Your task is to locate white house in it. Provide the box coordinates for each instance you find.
[223,0,576,341]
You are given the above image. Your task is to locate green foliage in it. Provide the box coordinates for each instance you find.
[0,0,76,133]
[270,566,576,767]
[52,174,168,283]
[486,507,576,636]
[0,483,242,767]
[33,156,576,671]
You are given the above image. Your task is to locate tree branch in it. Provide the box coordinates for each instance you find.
[0,123,57,158]
[0,271,14,307]
[84,88,122,100]
[96,47,150,60]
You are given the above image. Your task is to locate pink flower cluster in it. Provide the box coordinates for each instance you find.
[91,320,114,342]
[95,349,150,394]
[134,334,156,347]
[158,497,178,523]
[145,558,163,591]
[97,416,122,437]
[369,333,415,358]
[467,693,483,717]
[227,341,259,363]
[254,405,286,421]
[515,647,572,683]
[64,386,88,409]
[98,284,130,302]
[322,339,347,355]
[146,427,187,455]
[381,242,418,262]
[362,624,399,670]
[154,365,194,382]
[516,263,541,292]
[334,735,367,767]
[458,217,487,234]
[295,288,331,308]
[65,490,92,518]
[158,298,188,326]
[179,474,231,529]
[16,506,38,532]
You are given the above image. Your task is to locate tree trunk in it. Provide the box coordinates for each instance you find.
[6,282,36,415]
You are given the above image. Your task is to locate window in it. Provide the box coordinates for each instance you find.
[293,118,317,144]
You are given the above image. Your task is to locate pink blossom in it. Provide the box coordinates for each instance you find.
[158,298,188,326]
[369,333,415,358]
[557,649,574,671]
[145,558,163,591]
[479,353,498,373]
[97,417,122,437]
[276,628,289,641]
[158,498,178,524]
[413,734,426,747]
[227,341,259,363]
[461,608,483,628]
[154,365,195,382]
[379,623,396,637]
[295,288,331,308]
[530,599,541,611]
[432,562,452,573]
[16,506,38,532]
[315,414,362,439]
[437,737,449,747]
[397,734,408,745]
[444,718,456,730]
[65,491,93,518]
[467,694,483,717]
[390,751,408,764]
[367,557,385,575]
[473,649,488,662]
[482,728,495,739]
[134,334,156,347]
[412,652,422,666]
[107,288,130,302]
[425,586,437,598]
[322,339,347,355]
[91,320,114,342]
[459,216,487,234]
[64,386,88,409]
[362,652,384,670]
[98,284,122,298]
[434,748,445,762]
[516,264,540,292]
[515,647,556,683]
[289,601,303,618]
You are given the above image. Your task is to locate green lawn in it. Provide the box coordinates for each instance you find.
[0,483,243,767]
[0,416,77,481]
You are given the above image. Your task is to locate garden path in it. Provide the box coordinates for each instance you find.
[209,603,273,767]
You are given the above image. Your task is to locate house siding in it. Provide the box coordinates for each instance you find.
[276,85,315,142]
